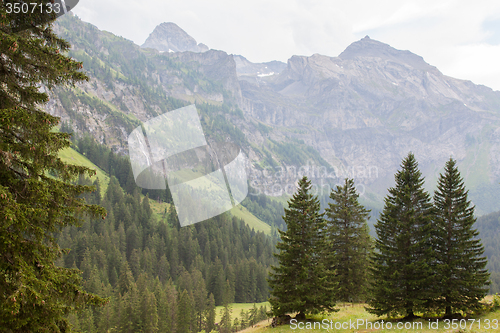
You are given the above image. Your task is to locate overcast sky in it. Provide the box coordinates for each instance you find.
[72,0,500,91]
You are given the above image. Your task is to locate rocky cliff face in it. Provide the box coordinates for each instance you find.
[141,22,209,53]
[49,16,500,214]
[238,36,500,213]
[168,50,243,104]
[233,55,287,85]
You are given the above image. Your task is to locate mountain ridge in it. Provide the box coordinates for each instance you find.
[49,15,500,215]
[141,22,209,53]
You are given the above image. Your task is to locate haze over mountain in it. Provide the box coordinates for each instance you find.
[232,55,287,83]
[241,35,500,211]
[50,15,500,215]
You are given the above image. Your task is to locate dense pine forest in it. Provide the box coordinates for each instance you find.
[61,138,500,331]
[477,211,500,294]
[53,136,276,332]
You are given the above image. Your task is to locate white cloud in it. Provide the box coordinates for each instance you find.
[445,43,500,88]
[71,0,500,90]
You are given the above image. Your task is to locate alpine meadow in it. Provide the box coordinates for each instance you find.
[2,2,500,333]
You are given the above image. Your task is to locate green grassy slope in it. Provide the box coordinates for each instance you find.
[230,205,271,235]
[58,147,110,195]
[244,298,500,333]
[58,147,271,234]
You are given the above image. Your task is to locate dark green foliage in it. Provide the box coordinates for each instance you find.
[74,135,173,202]
[268,176,336,317]
[241,193,285,229]
[324,178,372,303]
[55,168,276,331]
[248,303,258,326]
[196,102,248,149]
[235,305,267,330]
[433,158,490,315]
[477,211,500,294]
[60,121,74,135]
[268,138,333,171]
[142,288,159,333]
[219,282,233,333]
[0,2,107,331]
[367,153,435,318]
[204,293,216,332]
[176,290,193,333]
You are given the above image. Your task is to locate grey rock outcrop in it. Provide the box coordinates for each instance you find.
[50,15,500,214]
[233,55,286,84]
[168,50,242,104]
[141,22,208,53]
[238,36,500,213]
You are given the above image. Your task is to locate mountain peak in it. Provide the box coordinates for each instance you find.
[141,22,208,53]
[339,36,435,72]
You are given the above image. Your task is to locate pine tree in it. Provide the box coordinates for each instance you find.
[258,305,268,321]
[119,282,141,333]
[367,153,435,318]
[239,309,248,329]
[78,308,96,333]
[97,301,114,333]
[268,176,335,319]
[249,303,258,327]
[232,317,240,332]
[433,158,490,316]
[155,283,169,333]
[177,289,193,333]
[143,289,159,333]
[324,178,372,303]
[164,280,178,333]
[118,262,135,295]
[192,269,208,332]
[219,304,232,333]
[0,3,106,331]
[204,293,216,332]
[219,280,233,333]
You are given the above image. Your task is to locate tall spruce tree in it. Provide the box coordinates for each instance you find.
[268,176,335,319]
[176,289,193,333]
[324,178,372,303]
[219,281,233,333]
[0,2,106,331]
[204,293,216,332]
[367,153,435,318]
[433,158,490,316]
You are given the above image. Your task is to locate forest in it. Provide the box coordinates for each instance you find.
[59,172,274,332]
[1,3,500,332]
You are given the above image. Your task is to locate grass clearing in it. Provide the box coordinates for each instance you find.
[215,302,270,323]
[58,147,110,196]
[56,145,270,235]
[230,205,271,235]
[242,299,500,333]
[145,191,272,234]
[148,198,170,220]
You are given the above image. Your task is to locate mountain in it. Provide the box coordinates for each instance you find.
[233,55,287,84]
[50,15,500,215]
[240,36,500,214]
[141,22,209,53]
